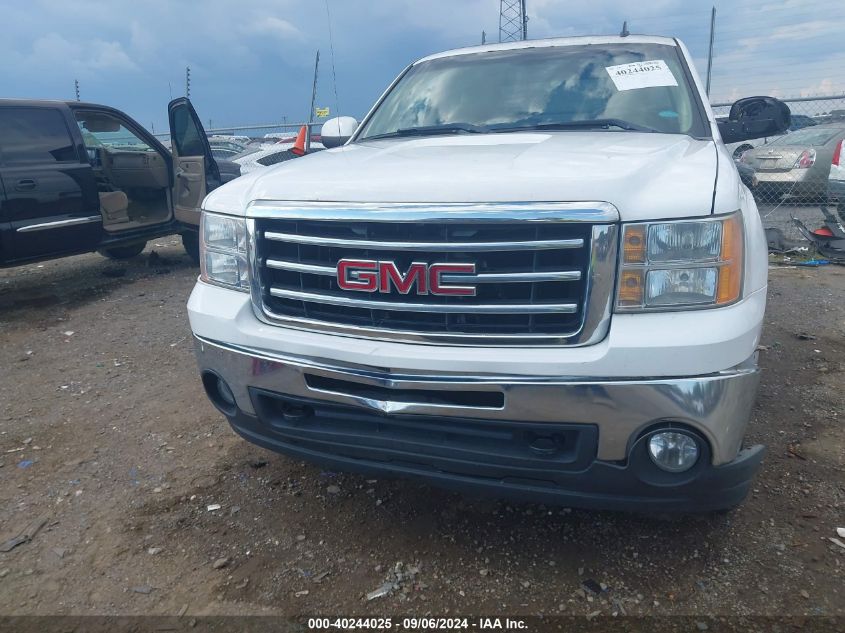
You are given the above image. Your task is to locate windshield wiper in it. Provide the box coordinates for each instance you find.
[492,119,661,134]
[363,123,489,140]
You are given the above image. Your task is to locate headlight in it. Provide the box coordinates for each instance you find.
[616,213,743,311]
[199,212,249,291]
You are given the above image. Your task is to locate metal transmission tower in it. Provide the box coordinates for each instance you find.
[498,0,527,42]
[185,66,191,98]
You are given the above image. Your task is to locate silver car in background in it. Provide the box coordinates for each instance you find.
[740,123,845,201]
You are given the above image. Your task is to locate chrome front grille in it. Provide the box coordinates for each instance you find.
[247,202,619,346]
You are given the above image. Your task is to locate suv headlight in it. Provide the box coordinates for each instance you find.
[616,213,743,311]
[199,212,249,291]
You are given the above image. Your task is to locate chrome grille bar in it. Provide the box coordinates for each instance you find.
[248,201,619,223]
[266,260,334,275]
[263,231,584,252]
[269,287,578,314]
[265,259,582,283]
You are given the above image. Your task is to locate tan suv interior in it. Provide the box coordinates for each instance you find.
[75,111,172,231]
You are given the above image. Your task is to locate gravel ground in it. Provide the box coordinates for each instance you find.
[0,238,843,620]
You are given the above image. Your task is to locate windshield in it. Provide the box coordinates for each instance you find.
[75,113,155,152]
[767,126,842,147]
[358,43,708,140]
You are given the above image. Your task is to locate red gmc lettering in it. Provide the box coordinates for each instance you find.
[429,263,477,296]
[379,262,428,294]
[337,259,378,292]
[336,260,476,296]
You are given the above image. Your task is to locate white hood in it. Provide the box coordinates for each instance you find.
[204,132,722,222]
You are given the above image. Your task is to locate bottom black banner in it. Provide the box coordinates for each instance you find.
[0,616,843,633]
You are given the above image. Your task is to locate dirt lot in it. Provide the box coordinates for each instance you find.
[0,239,843,620]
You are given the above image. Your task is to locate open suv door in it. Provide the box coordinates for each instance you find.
[168,98,221,261]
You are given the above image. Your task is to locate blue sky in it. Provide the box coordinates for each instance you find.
[1,0,842,133]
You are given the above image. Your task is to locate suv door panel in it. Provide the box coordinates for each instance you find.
[0,106,101,262]
[168,98,221,228]
[101,148,170,189]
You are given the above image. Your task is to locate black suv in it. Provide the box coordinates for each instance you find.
[0,98,233,267]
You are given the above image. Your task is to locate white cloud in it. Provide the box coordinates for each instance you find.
[22,33,137,74]
[243,16,303,41]
[89,41,138,71]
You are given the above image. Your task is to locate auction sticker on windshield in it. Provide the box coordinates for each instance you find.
[605,59,678,91]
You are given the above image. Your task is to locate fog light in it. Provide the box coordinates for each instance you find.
[217,377,236,407]
[647,431,699,472]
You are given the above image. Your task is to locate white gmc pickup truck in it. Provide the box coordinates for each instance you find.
[187,35,790,512]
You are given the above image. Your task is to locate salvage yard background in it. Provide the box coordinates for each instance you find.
[0,240,842,617]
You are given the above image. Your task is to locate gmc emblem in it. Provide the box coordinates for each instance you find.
[336,259,476,296]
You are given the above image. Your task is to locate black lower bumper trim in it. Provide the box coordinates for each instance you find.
[224,401,764,514]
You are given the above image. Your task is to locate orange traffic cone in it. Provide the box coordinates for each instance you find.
[291,125,307,155]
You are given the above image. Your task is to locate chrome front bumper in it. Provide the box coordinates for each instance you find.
[194,335,759,466]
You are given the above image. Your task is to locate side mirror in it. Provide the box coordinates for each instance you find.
[321,116,358,148]
[717,96,791,144]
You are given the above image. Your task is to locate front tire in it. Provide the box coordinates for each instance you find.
[182,232,200,265]
[98,242,146,260]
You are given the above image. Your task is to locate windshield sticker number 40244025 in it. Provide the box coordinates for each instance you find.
[605,59,678,91]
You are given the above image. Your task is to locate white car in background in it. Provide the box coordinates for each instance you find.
[232,141,325,175]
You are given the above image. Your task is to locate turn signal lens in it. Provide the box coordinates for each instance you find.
[623,225,646,263]
[716,214,743,305]
[618,269,645,307]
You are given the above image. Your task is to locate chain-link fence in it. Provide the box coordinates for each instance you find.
[152,121,318,144]
[165,95,845,247]
[711,95,845,244]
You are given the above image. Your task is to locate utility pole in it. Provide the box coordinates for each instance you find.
[705,7,716,97]
[185,66,191,99]
[309,51,320,124]
[521,0,528,40]
[74,79,80,101]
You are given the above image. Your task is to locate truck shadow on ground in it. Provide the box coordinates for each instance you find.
[0,247,196,323]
